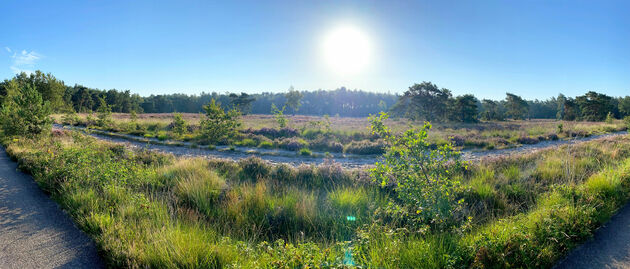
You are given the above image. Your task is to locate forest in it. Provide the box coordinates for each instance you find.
[2,71,629,122]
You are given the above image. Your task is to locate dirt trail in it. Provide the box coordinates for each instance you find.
[0,148,103,268]
[555,202,630,268]
[57,124,627,168]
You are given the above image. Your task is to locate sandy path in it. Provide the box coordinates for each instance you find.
[0,148,103,268]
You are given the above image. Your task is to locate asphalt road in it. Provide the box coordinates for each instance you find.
[0,147,103,268]
[555,202,630,269]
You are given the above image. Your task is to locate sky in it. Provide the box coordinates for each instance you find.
[0,0,628,100]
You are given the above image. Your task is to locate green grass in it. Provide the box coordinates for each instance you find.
[4,129,630,268]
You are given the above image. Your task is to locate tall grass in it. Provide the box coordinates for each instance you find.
[3,129,630,267]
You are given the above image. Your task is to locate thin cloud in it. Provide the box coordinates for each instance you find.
[6,48,42,74]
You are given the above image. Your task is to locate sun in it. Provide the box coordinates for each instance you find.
[321,25,371,75]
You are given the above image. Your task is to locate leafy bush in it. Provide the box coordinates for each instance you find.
[0,84,52,136]
[271,103,288,128]
[369,112,468,231]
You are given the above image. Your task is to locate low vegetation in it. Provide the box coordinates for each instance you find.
[3,115,630,267]
[53,112,627,155]
[3,71,630,268]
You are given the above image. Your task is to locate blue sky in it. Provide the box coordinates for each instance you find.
[1,0,628,99]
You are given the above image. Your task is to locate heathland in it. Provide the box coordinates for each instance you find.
[4,120,630,268]
[3,71,630,268]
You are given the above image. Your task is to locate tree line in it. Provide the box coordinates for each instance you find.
[1,71,629,122]
[391,82,630,122]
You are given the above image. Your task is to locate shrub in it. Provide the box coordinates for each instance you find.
[299,148,312,156]
[239,157,271,181]
[170,113,187,137]
[236,138,257,147]
[200,99,241,144]
[96,98,113,127]
[271,103,288,128]
[258,140,274,149]
[62,111,80,126]
[369,112,468,231]
[0,84,52,136]
[279,138,308,151]
[157,131,169,141]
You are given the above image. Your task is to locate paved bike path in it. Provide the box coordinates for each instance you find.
[0,147,103,268]
[555,202,630,268]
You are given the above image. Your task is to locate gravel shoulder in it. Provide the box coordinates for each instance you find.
[0,147,103,269]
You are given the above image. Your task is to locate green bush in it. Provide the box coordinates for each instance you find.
[62,111,80,125]
[200,98,241,144]
[96,98,113,127]
[299,148,312,156]
[369,112,468,231]
[237,138,257,147]
[271,103,288,128]
[171,112,187,137]
[0,84,52,136]
[258,140,274,148]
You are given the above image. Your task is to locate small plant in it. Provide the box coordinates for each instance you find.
[171,112,187,137]
[557,123,563,134]
[62,111,80,125]
[237,138,257,147]
[625,116,630,130]
[258,140,274,148]
[299,148,312,156]
[96,98,113,127]
[85,114,96,127]
[157,131,169,141]
[200,99,241,144]
[271,103,288,128]
[130,110,138,122]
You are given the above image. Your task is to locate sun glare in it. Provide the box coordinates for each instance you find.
[322,25,371,75]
